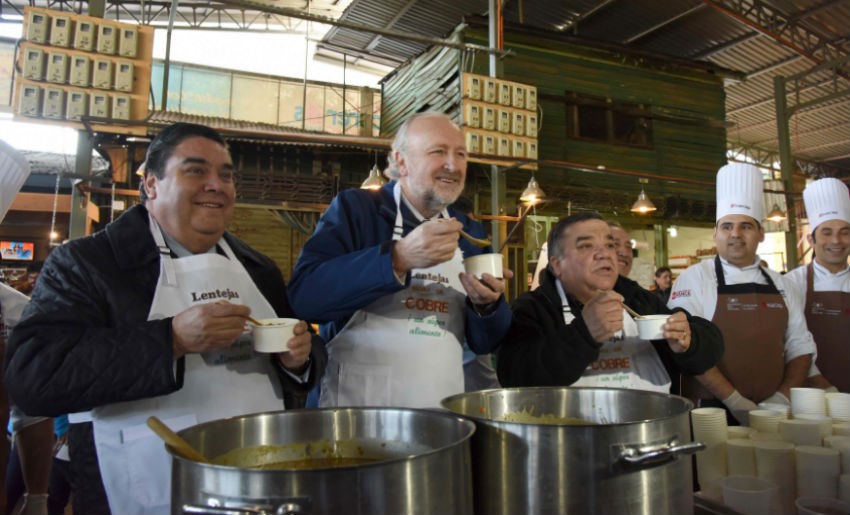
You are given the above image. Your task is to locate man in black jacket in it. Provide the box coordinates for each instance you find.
[498,212,723,393]
[4,123,326,515]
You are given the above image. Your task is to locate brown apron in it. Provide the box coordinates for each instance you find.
[683,257,787,403]
[804,263,850,392]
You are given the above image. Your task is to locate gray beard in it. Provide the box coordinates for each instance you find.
[423,189,459,216]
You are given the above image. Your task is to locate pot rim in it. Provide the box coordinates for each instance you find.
[171,406,477,471]
[440,386,694,427]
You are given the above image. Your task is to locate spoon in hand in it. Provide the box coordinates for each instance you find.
[459,229,492,248]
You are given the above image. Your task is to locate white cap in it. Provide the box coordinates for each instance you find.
[716,163,764,222]
[0,140,31,223]
[803,177,850,231]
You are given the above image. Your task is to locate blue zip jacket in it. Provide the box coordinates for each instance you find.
[288,181,511,354]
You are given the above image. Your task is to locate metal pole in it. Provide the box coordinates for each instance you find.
[161,0,179,111]
[774,74,798,269]
[489,0,504,249]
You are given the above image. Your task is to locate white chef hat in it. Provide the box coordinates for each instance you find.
[803,177,850,231]
[716,163,764,223]
[0,140,31,223]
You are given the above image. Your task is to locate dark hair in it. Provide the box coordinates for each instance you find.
[139,123,227,201]
[547,211,605,259]
[655,266,672,277]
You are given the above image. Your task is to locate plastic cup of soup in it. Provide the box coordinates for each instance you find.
[635,314,668,340]
[463,253,503,279]
[251,318,298,353]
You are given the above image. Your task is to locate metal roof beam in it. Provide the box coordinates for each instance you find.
[746,54,804,79]
[703,0,850,78]
[623,3,706,45]
[688,30,761,60]
[727,75,837,115]
[361,0,418,52]
[735,96,849,131]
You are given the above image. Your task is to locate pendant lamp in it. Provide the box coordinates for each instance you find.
[630,188,657,214]
[766,204,786,222]
[360,164,386,190]
[520,176,545,204]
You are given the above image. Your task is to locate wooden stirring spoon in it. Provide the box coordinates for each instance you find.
[147,416,210,463]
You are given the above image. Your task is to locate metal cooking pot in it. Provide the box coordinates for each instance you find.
[441,387,704,515]
[169,408,475,515]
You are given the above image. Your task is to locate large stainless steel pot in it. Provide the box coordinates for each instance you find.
[441,387,704,515]
[169,408,475,515]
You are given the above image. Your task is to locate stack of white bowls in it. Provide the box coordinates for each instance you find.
[796,445,841,499]
[691,407,728,489]
[728,426,753,440]
[826,393,850,422]
[779,419,827,447]
[834,422,850,436]
[727,438,757,476]
[749,409,785,434]
[759,402,791,418]
[753,440,797,514]
[824,436,850,476]
[791,387,827,418]
[840,474,850,503]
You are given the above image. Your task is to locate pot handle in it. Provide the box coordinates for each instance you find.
[615,439,706,470]
[183,502,308,515]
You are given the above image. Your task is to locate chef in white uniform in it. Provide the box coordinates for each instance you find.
[668,163,816,424]
[785,178,850,392]
[4,123,324,515]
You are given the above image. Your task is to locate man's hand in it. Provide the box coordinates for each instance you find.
[171,302,251,359]
[722,390,759,425]
[277,321,312,372]
[392,218,462,275]
[662,311,691,353]
[582,290,625,342]
[459,268,513,308]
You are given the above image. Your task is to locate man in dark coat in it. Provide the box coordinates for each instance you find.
[4,123,326,515]
[498,211,723,394]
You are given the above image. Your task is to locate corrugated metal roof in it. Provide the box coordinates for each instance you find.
[3,0,846,174]
[319,0,850,175]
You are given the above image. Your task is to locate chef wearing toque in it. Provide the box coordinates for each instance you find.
[668,163,816,425]
[785,177,850,393]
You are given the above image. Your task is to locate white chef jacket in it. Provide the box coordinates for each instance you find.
[785,260,850,377]
[786,260,850,295]
[668,256,816,363]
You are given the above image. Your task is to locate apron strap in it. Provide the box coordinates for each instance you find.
[391,182,450,242]
[714,255,780,294]
[149,214,177,287]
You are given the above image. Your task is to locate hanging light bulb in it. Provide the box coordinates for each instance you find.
[766,204,786,222]
[667,225,678,238]
[520,176,545,204]
[360,164,386,190]
[630,188,657,214]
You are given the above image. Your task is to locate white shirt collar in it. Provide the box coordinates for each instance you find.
[812,258,850,278]
[718,254,762,271]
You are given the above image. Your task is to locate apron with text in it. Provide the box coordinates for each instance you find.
[684,256,787,404]
[91,216,284,515]
[804,263,850,392]
[556,281,671,393]
[319,183,466,408]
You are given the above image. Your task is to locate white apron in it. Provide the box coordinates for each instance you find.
[319,183,466,408]
[556,281,670,393]
[91,216,285,515]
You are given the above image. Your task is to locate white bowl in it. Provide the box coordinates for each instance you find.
[251,317,298,353]
[635,314,668,340]
[463,253,503,279]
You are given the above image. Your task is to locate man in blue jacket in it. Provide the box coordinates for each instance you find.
[289,112,512,407]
